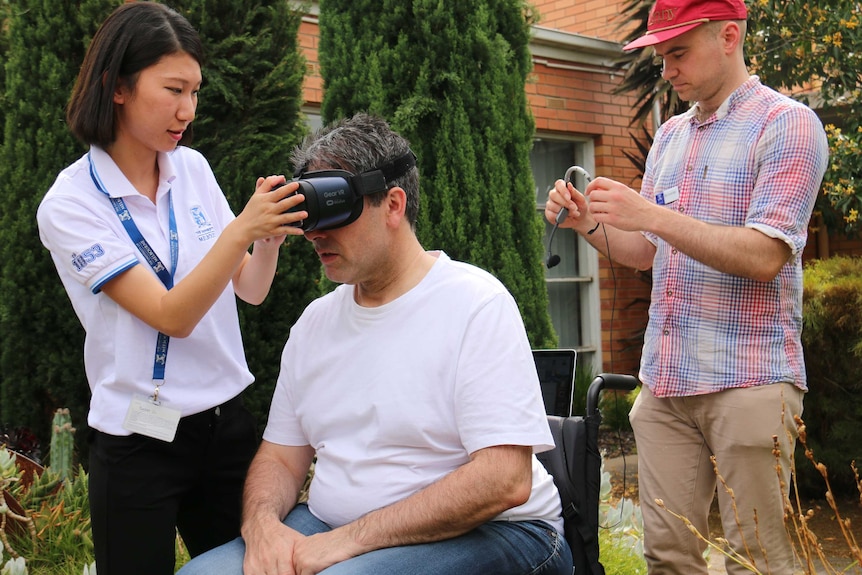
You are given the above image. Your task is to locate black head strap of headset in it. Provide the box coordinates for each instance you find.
[294,150,417,195]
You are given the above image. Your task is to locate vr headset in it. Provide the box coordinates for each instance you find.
[283,150,416,232]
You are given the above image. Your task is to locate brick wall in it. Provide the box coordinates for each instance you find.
[298,18,323,107]
[531,0,637,42]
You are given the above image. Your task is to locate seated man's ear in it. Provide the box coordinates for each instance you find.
[384,187,408,225]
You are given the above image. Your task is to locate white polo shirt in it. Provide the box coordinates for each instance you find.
[37,146,253,435]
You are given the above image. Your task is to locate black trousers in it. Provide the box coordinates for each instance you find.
[88,395,258,575]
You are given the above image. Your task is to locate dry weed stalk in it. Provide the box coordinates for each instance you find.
[655,399,862,574]
[774,405,861,574]
[775,433,828,574]
[711,454,764,572]
[792,415,862,571]
[853,462,861,508]
[774,403,827,573]
[653,498,762,573]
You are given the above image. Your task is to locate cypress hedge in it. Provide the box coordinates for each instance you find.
[317,0,556,348]
[0,0,112,465]
[176,0,320,435]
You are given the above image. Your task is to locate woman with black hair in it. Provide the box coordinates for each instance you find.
[36,3,307,573]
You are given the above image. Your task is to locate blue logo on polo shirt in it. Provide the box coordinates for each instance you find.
[191,206,209,227]
[190,205,217,242]
[71,244,105,272]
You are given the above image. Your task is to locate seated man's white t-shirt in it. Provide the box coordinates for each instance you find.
[265,252,562,533]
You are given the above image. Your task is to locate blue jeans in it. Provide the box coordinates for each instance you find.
[178,504,573,575]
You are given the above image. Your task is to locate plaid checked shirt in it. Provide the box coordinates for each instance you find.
[638,77,829,397]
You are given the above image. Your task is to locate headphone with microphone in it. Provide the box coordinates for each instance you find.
[543,166,632,526]
[545,165,593,269]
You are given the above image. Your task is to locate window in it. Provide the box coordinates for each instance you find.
[530,137,601,372]
[303,108,323,134]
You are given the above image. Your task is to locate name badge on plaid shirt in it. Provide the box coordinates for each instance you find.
[656,186,680,206]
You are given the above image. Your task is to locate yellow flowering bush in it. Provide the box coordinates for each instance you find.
[820,124,862,235]
[747,0,862,236]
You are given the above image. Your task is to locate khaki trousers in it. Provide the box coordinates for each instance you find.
[629,383,803,575]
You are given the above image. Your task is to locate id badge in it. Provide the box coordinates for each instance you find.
[655,186,680,206]
[123,394,182,442]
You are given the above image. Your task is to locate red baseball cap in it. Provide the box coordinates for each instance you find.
[623,0,748,51]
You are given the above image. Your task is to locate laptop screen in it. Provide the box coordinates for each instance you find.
[532,349,577,417]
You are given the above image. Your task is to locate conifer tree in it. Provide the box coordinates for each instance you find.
[0,1,10,145]
[0,0,113,457]
[318,0,556,347]
[176,0,319,429]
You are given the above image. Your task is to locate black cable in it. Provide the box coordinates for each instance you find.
[559,167,631,530]
[598,221,631,531]
[545,207,567,269]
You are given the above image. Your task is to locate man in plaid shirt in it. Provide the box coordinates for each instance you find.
[546,0,828,572]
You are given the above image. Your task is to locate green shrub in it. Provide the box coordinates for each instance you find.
[800,255,862,496]
[599,530,647,574]
[1,410,94,574]
[1,409,190,575]
[572,363,595,416]
[600,387,639,433]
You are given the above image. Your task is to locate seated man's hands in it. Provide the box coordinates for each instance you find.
[292,528,359,575]
[242,517,304,575]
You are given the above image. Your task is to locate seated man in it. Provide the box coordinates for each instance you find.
[179,113,572,575]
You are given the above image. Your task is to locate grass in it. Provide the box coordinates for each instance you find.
[599,527,647,574]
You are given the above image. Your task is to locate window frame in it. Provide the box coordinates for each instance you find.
[531,134,602,373]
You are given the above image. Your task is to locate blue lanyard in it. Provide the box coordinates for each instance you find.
[88,152,178,385]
